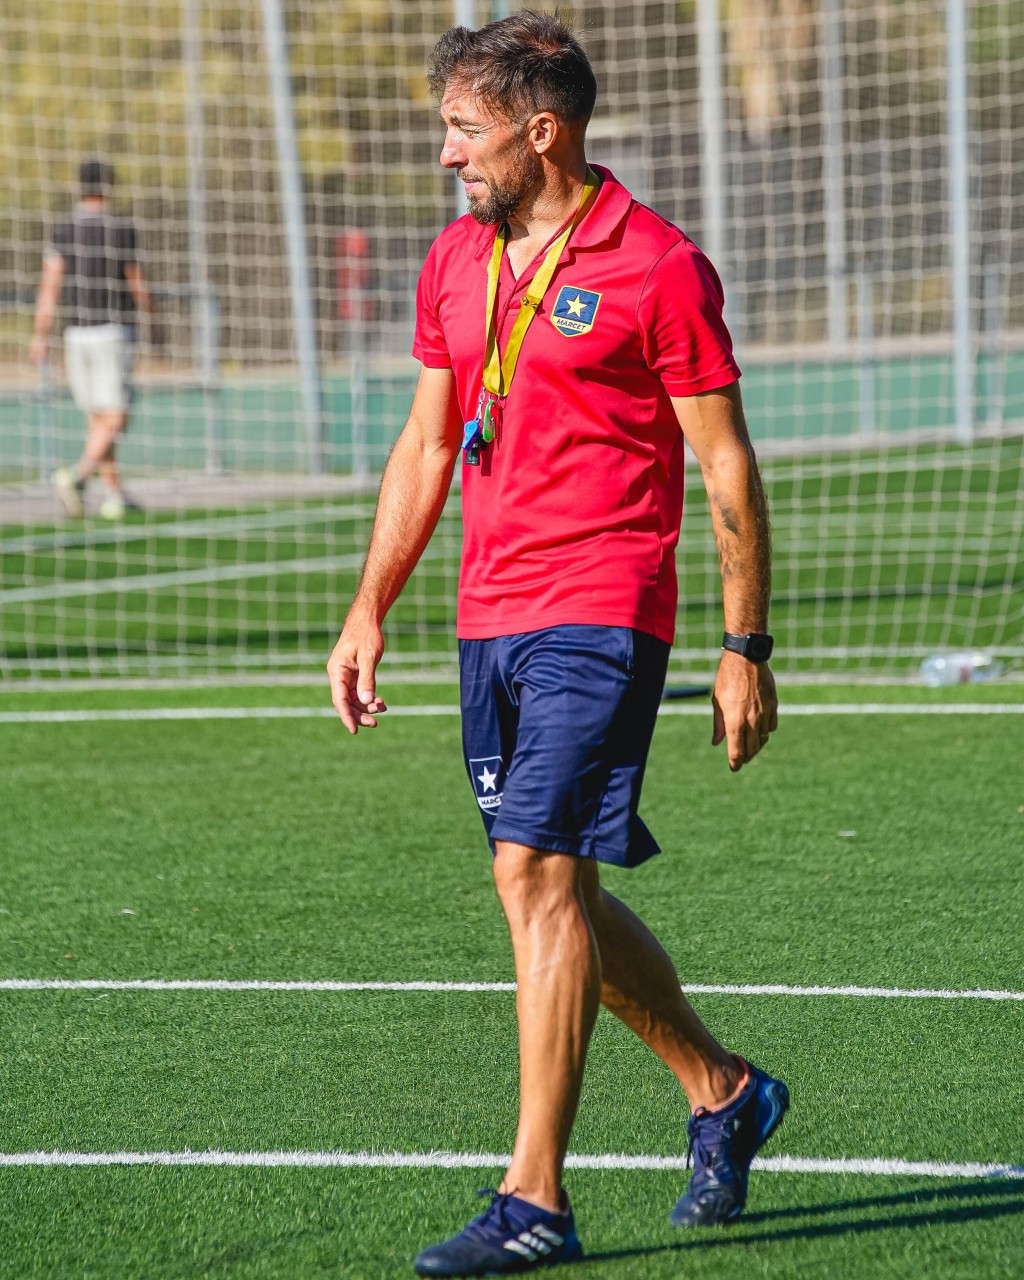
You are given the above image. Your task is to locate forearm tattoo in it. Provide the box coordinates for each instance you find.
[710,460,772,626]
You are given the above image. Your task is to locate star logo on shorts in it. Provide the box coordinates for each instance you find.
[468,755,506,812]
[550,284,602,337]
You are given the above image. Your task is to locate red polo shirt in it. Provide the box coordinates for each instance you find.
[413,166,740,645]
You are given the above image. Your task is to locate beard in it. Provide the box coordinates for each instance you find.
[463,141,542,225]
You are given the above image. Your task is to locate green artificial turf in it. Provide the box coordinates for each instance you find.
[1,701,1023,1275]
[1,707,1022,986]
[1,1168,1023,1279]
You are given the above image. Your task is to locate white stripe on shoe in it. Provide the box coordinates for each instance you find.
[503,1239,538,1260]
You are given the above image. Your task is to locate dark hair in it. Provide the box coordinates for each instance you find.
[79,158,115,197]
[428,10,597,128]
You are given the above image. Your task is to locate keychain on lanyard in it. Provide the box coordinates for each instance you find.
[462,167,600,466]
[462,389,498,466]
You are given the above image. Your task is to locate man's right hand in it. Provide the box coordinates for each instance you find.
[28,334,49,364]
[327,615,388,735]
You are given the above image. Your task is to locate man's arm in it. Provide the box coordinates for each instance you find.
[672,381,777,772]
[28,253,65,364]
[327,365,462,734]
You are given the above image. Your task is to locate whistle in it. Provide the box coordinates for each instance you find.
[462,418,482,466]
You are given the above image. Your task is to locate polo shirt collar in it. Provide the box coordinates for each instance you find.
[459,164,632,258]
[571,164,633,248]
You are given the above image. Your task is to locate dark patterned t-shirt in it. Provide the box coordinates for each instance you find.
[50,207,138,328]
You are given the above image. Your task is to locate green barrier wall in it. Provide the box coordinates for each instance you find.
[2,352,1022,479]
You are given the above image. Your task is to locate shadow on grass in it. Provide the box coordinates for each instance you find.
[738,1177,1024,1225]
[583,1178,1024,1265]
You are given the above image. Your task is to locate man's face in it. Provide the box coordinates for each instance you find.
[438,85,542,224]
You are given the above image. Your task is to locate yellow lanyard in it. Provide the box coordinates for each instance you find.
[482,166,601,401]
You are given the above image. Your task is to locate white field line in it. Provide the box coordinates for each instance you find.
[1,703,1022,724]
[0,1150,1021,1179]
[2,979,1021,1001]
[0,706,430,723]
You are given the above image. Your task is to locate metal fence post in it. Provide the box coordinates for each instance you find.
[946,0,974,444]
[822,0,848,347]
[452,1,477,219]
[183,0,222,475]
[697,0,730,331]
[37,359,56,481]
[857,272,877,435]
[261,0,325,475]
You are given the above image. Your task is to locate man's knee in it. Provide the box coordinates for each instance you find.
[89,410,126,435]
[493,841,583,925]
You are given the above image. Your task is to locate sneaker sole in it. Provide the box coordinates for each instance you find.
[415,1243,583,1277]
[483,1244,584,1276]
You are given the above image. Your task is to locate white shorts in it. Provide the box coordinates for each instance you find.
[64,324,135,415]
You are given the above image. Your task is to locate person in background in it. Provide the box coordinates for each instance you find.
[29,158,154,519]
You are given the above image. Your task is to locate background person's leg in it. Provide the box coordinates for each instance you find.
[78,410,127,489]
[580,862,744,1110]
[492,841,601,1214]
[73,326,133,509]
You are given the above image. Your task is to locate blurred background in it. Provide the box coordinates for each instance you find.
[0,0,1021,682]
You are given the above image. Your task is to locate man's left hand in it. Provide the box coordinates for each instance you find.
[711,650,778,772]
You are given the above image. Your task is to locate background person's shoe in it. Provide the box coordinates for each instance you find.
[52,467,85,517]
[671,1060,790,1227]
[99,492,141,520]
[414,1189,583,1276]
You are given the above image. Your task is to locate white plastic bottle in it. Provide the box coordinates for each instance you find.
[919,652,1006,687]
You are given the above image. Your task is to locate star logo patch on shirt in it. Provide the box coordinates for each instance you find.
[550,285,602,337]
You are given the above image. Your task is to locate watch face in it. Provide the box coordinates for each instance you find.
[747,634,774,662]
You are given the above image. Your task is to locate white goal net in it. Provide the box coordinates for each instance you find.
[1,1,1021,682]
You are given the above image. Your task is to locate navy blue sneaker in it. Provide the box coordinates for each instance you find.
[414,1189,583,1276]
[670,1059,789,1227]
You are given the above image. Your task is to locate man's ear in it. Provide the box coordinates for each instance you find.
[526,110,560,155]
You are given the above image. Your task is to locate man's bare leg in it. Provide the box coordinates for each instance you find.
[492,841,601,1213]
[77,410,126,489]
[579,861,744,1110]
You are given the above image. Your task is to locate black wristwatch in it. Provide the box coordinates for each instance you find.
[722,631,774,663]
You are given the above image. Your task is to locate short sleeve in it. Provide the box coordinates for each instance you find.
[411,237,451,369]
[48,219,72,261]
[116,220,138,262]
[639,241,741,396]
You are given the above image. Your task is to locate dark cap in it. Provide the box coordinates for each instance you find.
[80,159,115,197]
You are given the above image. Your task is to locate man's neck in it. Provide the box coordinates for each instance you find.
[505,158,590,243]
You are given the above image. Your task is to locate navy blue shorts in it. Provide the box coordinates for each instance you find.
[458,624,670,868]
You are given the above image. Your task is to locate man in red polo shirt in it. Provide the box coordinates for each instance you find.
[328,12,787,1275]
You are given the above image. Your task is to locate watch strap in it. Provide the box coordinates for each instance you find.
[722,631,774,662]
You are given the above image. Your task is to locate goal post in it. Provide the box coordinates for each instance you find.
[0,0,1020,683]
